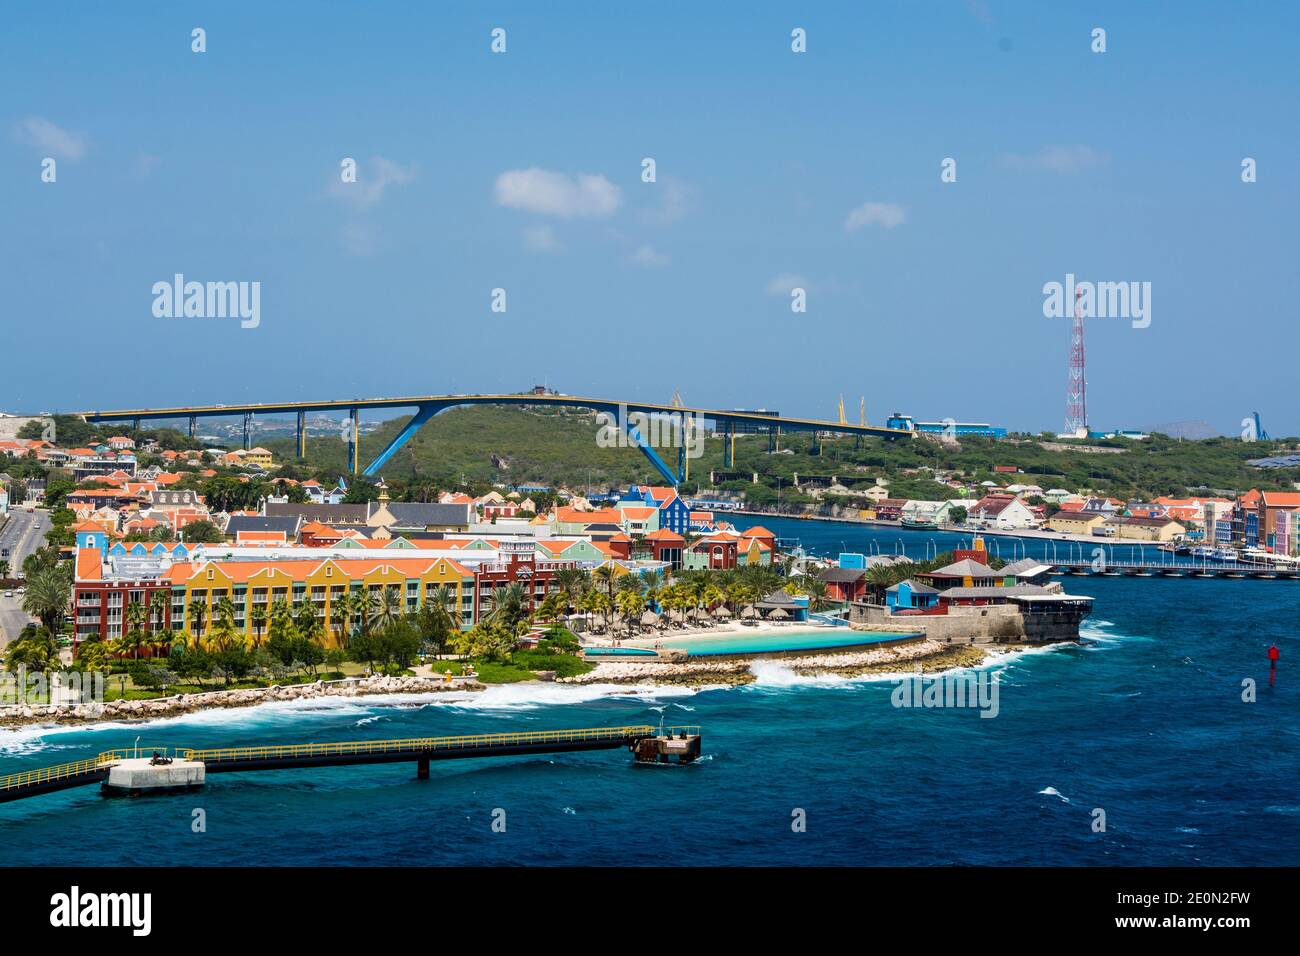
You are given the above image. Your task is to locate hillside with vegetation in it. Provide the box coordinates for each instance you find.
[253,405,1300,504]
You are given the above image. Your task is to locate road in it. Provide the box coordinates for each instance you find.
[0,508,52,647]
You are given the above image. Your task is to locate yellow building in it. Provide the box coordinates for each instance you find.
[241,447,274,468]
[1045,510,1108,535]
[169,554,476,648]
[1109,516,1186,542]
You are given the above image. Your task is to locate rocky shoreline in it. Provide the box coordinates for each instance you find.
[559,639,988,687]
[0,674,485,729]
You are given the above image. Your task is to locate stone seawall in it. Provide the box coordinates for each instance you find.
[849,603,1085,645]
[0,674,485,729]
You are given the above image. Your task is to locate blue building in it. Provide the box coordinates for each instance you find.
[885,579,941,612]
[886,413,1007,439]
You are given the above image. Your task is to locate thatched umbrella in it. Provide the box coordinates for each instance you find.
[714,606,733,619]
[640,610,660,627]
[768,607,789,621]
[741,605,758,620]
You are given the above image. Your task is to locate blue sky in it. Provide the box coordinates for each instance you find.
[3,2,1297,436]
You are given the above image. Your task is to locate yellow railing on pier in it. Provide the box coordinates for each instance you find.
[180,725,667,764]
[0,753,117,792]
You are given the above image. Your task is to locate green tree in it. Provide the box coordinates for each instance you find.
[22,566,72,634]
[249,603,268,646]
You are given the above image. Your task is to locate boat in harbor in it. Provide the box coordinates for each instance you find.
[899,517,939,531]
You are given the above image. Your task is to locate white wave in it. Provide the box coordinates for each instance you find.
[0,681,708,750]
[746,660,852,688]
[433,681,700,711]
[1039,786,1070,803]
[354,715,387,727]
[562,806,576,815]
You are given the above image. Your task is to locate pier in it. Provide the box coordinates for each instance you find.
[0,725,702,804]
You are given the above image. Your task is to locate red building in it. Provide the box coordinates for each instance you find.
[470,541,575,621]
[645,529,685,568]
[875,499,906,520]
[689,535,739,569]
[72,549,174,650]
[820,567,867,602]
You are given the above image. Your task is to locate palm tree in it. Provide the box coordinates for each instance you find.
[485,581,528,632]
[592,564,617,605]
[701,584,725,611]
[641,569,664,596]
[371,590,400,634]
[186,597,207,648]
[422,585,458,653]
[799,576,831,612]
[578,589,599,630]
[294,597,321,641]
[615,589,644,622]
[591,590,614,630]
[22,566,71,634]
[554,567,586,608]
[250,604,268,646]
[353,589,378,636]
[150,590,170,636]
[214,595,237,630]
[326,599,347,647]
[124,601,149,660]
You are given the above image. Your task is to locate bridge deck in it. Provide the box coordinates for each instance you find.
[0,726,687,802]
[183,725,667,773]
[0,754,116,804]
[77,393,910,438]
[1049,561,1299,579]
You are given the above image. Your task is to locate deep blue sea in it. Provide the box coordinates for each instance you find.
[1,516,1296,866]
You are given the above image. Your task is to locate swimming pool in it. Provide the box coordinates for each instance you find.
[581,646,660,657]
[639,629,920,657]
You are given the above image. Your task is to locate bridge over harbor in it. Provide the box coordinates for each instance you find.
[1048,559,1300,580]
[0,725,702,804]
[74,392,910,483]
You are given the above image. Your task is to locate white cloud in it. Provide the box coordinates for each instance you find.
[523,225,563,253]
[628,244,668,267]
[1000,145,1107,173]
[642,178,692,226]
[329,156,415,207]
[12,117,85,160]
[844,201,906,232]
[494,167,621,218]
[766,273,808,296]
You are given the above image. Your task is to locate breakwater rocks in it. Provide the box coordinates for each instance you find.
[558,640,987,687]
[0,674,485,729]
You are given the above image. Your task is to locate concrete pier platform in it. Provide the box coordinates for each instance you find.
[104,758,205,795]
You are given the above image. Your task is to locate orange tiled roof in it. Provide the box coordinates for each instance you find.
[76,549,103,580]
[1260,491,1300,507]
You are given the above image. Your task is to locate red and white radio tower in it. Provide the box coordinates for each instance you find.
[1065,287,1088,436]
